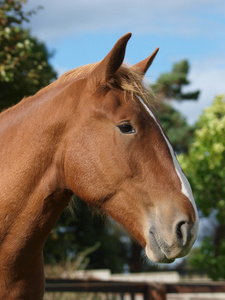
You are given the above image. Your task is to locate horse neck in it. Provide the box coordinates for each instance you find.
[0,87,75,266]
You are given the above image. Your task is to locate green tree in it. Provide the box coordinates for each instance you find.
[152,60,200,102]
[0,0,56,110]
[153,59,200,153]
[178,95,225,280]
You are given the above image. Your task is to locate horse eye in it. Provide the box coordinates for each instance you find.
[118,123,136,134]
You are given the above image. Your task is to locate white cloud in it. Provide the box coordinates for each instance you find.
[25,0,225,43]
[173,56,225,124]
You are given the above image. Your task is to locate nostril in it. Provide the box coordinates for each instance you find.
[176,221,188,246]
[176,221,184,239]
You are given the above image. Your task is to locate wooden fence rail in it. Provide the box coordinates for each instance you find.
[45,278,225,300]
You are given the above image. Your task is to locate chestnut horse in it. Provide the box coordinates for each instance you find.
[0,33,199,299]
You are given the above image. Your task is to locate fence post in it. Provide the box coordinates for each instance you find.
[146,283,166,300]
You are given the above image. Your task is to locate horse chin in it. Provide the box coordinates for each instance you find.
[145,244,175,264]
[145,230,178,264]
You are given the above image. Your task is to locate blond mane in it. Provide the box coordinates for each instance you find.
[36,63,156,109]
[101,64,156,109]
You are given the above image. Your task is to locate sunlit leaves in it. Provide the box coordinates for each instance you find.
[0,0,56,109]
[178,95,225,279]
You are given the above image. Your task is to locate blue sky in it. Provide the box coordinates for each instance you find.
[25,0,225,124]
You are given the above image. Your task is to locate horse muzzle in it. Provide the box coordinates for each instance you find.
[145,215,199,263]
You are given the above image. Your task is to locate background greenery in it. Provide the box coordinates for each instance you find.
[178,95,225,280]
[0,0,56,109]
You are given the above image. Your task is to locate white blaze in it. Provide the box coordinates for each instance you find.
[137,96,199,234]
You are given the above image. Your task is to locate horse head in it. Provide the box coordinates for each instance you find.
[63,33,199,263]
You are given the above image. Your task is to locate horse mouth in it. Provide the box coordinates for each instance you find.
[145,231,175,264]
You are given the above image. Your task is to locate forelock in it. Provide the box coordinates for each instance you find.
[97,65,157,110]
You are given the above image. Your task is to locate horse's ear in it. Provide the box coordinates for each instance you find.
[91,33,132,82]
[131,47,159,75]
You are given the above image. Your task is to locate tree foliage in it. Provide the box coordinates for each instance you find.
[178,95,225,279]
[152,59,200,153]
[0,0,56,110]
[152,60,200,102]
